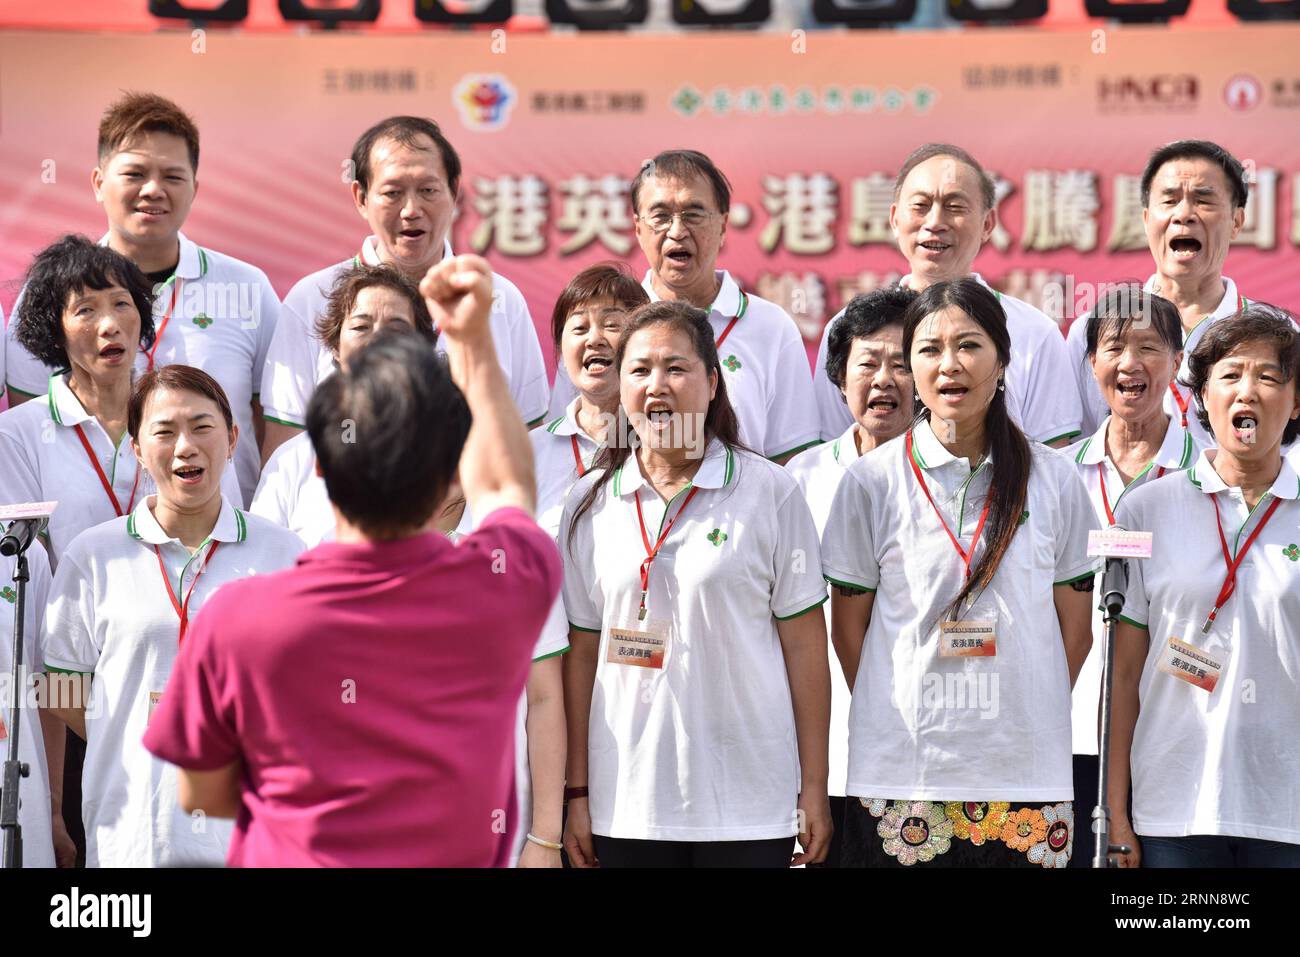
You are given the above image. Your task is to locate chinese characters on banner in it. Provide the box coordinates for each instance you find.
[464,166,1290,334]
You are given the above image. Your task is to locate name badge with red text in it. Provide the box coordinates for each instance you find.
[940,619,997,657]
[606,620,669,669]
[1157,636,1226,694]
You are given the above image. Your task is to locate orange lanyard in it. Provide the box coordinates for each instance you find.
[906,430,991,582]
[1170,295,1246,429]
[1097,462,1165,526]
[1201,493,1282,634]
[155,541,220,645]
[571,434,587,477]
[73,424,138,517]
[634,485,700,620]
[144,277,182,371]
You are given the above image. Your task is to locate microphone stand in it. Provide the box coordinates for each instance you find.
[1093,556,1133,869]
[1,550,29,868]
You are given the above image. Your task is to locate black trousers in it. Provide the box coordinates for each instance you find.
[593,834,795,868]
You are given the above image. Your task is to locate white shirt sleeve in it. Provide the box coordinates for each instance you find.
[495,280,550,426]
[42,544,101,674]
[259,285,319,427]
[558,480,603,633]
[4,285,54,398]
[547,361,577,422]
[770,481,828,619]
[533,597,572,660]
[249,444,294,528]
[820,466,879,592]
[814,310,854,442]
[0,422,41,507]
[1065,314,1108,438]
[1051,455,1100,584]
[1019,319,1084,444]
[251,272,282,397]
[764,315,821,460]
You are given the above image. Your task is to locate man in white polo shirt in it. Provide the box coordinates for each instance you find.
[1066,140,1252,451]
[812,143,1082,448]
[2,93,278,506]
[549,150,820,464]
[258,116,549,462]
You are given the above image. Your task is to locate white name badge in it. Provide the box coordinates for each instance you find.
[940,619,997,657]
[1088,528,1154,559]
[1157,636,1227,694]
[606,620,670,670]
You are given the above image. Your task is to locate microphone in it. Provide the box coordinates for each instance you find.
[0,503,57,558]
[1101,552,1128,619]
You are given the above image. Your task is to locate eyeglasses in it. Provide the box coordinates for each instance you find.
[638,209,722,233]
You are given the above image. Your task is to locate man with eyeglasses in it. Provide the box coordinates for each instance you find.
[549,150,820,464]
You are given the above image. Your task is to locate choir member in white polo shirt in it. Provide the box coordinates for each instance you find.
[258,116,549,462]
[785,286,915,867]
[549,150,821,464]
[2,94,280,506]
[531,263,648,539]
[1063,285,1203,865]
[251,264,448,547]
[560,300,832,868]
[822,278,1097,868]
[1108,305,1300,868]
[42,366,303,867]
[1066,140,1252,449]
[0,546,66,867]
[812,143,1082,449]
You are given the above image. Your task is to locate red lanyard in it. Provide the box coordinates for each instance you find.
[714,292,746,350]
[155,541,220,645]
[73,424,139,517]
[633,485,701,620]
[1097,462,1166,526]
[144,278,182,371]
[571,434,588,477]
[1167,382,1190,430]
[905,431,991,582]
[1201,492,1282,634]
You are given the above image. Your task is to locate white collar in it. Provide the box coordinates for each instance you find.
[908,417,994,472]
[1073,414,1194,472]
[1142,274,1243,334]
[611,439,735,498]
[543,396,601,449]
[832,424,863,468]
[1186,450,1300,500]
[98,231,205,280]
[46,372,97,428]
[641,269,746,319]
[359,236,454,267]
[126,494,248,545]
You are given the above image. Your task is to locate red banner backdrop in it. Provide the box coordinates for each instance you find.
[1,26,1298,374]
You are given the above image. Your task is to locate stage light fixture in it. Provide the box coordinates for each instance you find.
[149,0,249,21]
[671,0,772,26]
[810,0,916,25]
[1228,0,1300,19]
[1082,0,1190,23]
[278,0,382,22]
[948,0,1047,22]
[415,0,514,23]
[545,0,648,29]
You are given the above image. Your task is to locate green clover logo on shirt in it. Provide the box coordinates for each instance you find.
[1,587,15,604]
[192,314,213,329]
[723,355,741,372]
[1284,543,1299,562]
[707,528,727,547]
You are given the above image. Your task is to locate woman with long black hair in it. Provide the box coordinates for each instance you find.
[822,277,1097,868]
[560,300,832,869]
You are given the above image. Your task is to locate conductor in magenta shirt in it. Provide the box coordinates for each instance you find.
[143,254,561,867]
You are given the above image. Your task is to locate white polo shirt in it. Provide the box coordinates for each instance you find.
[813,274,1083,446]
[259,237,549,431]
[785,422,863,797]
[1064,414,1200,755]
[560,440,827,841]
[1114,453,1300,845]
[821,419,1098,801]
[3,233,279,506]
[0,547,55,868]
[530,398,603,540]
[42,495,304,867]
[0,372,238,564]
[1065,275,1247,449]
[548,271,821,461]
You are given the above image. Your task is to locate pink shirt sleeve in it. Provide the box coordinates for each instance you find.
[142,589,242,771]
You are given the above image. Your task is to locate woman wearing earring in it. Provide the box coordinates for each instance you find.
[1108,304,1300,868]
[560,300,832,869]
[1063,285,1202,857]
[822,277,1097,868]
[42,366,303,867]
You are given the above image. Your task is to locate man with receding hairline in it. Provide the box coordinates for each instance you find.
[812,143,1082,449]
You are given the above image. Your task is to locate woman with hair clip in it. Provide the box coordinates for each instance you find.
[821,277,1097,868]
[1108,304,1300,868]
[42,365,303,867]
[560,300,832,869]
[1063,284,1203,862]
